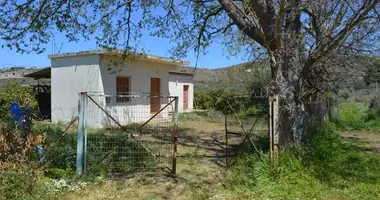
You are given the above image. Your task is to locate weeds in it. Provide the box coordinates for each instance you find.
[228,121,380,199]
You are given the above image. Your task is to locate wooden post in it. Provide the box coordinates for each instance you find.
[269,94,279,166]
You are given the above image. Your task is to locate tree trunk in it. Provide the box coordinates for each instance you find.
[272,60,308,148]
[273,0,308,148]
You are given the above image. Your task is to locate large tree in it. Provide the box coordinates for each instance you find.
[1,0,379,148]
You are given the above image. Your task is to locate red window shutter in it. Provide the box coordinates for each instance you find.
[116,76,130,102]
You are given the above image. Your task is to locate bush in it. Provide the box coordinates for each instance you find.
[0,82,37,120]
[0,165,55,199]
[332,102,380,130]
[32,123,77,170]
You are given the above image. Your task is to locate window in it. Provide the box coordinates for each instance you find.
[116,76,130,102]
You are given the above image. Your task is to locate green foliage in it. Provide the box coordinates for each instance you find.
[44,168,75,179]
[228,122,380,199]
[332,102,380,130]
[194,88,236,114]
[0,81,37,119]
[33,122,158,175]
[194,89,267,117]
[33,123,77,170]
[0,165,56,200]
[364,59,380,86]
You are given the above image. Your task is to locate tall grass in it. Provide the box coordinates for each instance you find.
[228,122,380,199]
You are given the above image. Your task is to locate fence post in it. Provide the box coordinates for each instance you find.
[225,114,228,167]
[83,93,88,174]
[172,96,179,176]
[269,94,279,165]
[273,95,279,165]
[76,92,86,176]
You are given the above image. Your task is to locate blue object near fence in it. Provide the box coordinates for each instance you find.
[35,145,45,163]
[10,103,30,128]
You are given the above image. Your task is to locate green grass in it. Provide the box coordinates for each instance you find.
[227,122,380,199]
[332,102,380,130]
[32,122,164,176]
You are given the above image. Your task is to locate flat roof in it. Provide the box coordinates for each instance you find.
[48,49,190,66]
[23,67,51,79]
[169,70,195,76]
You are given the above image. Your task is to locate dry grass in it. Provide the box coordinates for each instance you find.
[341,130,380,153]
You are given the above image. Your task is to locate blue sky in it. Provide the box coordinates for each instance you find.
[0,2,250,69]
[0,31,246,69]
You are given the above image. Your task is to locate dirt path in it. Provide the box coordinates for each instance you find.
[341,130,380,153]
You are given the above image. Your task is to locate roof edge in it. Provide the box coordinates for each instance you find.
[169,71,195,76]
[48,49,190,66]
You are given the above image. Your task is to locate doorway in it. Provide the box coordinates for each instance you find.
[183,85,189,110]
[150,78,161,113]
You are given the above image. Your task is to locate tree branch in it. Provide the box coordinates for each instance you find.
[218,0,265,47]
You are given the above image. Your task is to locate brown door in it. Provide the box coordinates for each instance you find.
[183,85,189,110]
[150,78,161,113]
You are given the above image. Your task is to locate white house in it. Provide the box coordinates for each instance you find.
[47,50,194,127]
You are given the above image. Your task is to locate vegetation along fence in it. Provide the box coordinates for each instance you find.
[76,92,179,175]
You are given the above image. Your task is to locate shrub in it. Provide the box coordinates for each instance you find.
[32,123,77,170]
[332,102,380,130]
[0,165,55,199]
[0,81,37,120]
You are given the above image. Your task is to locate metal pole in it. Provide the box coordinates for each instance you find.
[76,92,85,176]
[172,97,179,176]
[225,114,228,167]
[83,93,88,174]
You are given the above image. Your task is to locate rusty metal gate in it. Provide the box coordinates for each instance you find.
[76,92,178,175]
[224,95,268,167]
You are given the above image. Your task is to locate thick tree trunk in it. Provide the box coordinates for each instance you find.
[271,60,308,148]
[271,0,308,148]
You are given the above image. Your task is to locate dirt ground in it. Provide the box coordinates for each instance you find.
[341,130,380,153]
[62,118,266,200]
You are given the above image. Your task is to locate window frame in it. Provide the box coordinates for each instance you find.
[116,76,131,103]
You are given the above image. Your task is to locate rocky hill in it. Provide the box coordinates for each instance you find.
[0,67,49,87]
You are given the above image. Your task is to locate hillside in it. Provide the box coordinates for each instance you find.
[179,61,268,91]
[0,63,267,90]
[0,67,45,87]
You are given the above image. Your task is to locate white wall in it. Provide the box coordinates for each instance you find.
[99,56,177,95]
[93,56,178,128]
[51,55,101,123]
[51,54,183,128]
[169,73,194,112]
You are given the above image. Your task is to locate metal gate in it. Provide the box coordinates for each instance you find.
[224,95,267,167]
[76,92,178,175]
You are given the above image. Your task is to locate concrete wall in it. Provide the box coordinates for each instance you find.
[51,54,188,128]
[168,73,194,112]
[92,56,178,128]
[51,55,101,123]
